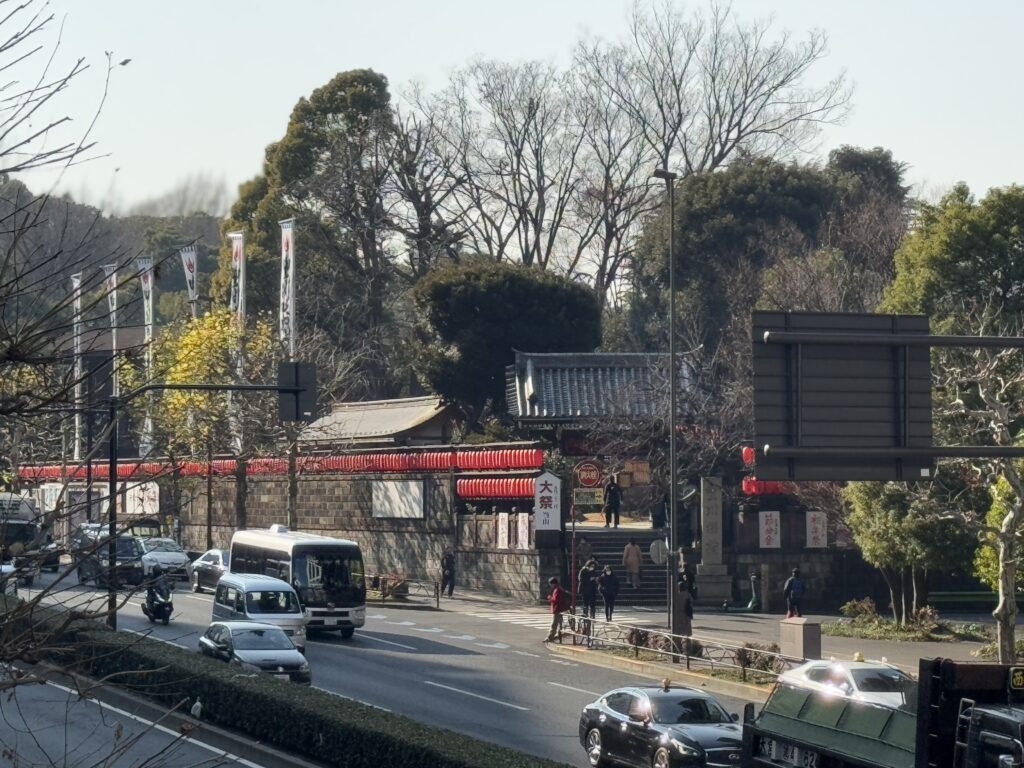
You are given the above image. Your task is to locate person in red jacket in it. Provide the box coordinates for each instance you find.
[544,577,569,642]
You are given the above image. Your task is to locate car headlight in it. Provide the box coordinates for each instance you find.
[299,661,310,673]
[293,625,306,637]
[671,739,702,757]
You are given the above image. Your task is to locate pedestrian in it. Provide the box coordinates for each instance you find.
[622,538,642,589]
[598,565,619,622]
[603,475,622,527]
[544,577,570,642]
[576,535,594,568]
[440,547,456,598]
[783,568,805,618]
[680,560,698,600]
[650,492,668,530]
[578,559,599,639]
[677,577,694,638]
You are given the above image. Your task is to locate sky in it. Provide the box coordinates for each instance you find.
[17,0,1024,213]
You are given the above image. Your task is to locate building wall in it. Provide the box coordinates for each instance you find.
[180,473,555,601]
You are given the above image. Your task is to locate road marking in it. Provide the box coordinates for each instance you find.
[367,613,387,620]
[423,681,529,711]
[122,628,189,649]
[385,620,415,626]
[548,681,601,696]
[513,650,540,658]
[44,680,263,768]
[548,658,579,667]
[173,593,212,602]
[443,634,477,641]
[357,633,417,651]
[313,686,392,712]
[474,641,510,649]
[411,627,444,633]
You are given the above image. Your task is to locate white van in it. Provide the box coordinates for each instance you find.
[211,573,306,652]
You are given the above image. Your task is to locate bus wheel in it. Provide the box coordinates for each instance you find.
[340,627,355,639]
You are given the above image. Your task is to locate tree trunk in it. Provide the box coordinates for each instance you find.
[995,528,1019,663]
[287,432,298,530]
[881,568,898,623]
[234,456,247,531]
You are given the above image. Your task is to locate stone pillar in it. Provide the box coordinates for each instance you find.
[780,617,821,661]
[695,477,732,604]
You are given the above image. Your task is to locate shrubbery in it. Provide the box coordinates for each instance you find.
[735,642,784,674]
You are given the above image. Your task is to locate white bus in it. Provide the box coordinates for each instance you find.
[229,525,365,638]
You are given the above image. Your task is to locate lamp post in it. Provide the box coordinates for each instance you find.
[652,166,679,648]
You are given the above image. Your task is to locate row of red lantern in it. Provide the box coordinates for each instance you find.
[455,477,535,499]
[741,476,789,495]
[17,448,545,481]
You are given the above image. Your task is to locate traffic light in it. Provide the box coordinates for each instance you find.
[277,362,317,423]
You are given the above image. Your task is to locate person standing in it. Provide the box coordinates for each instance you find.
[622,538,642,589]
[603,475,622,527]
[598,565,620,622]
[680,560,698,600]
[578,559,599,640]
[677,577,694,638]
[440,547,456,598]
[783,568,805,618]
[544,577,569,642]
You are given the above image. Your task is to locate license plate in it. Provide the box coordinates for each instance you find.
[758,738,775,757]
[768,740,817,768]
[324,617,337,626]
[274,673,289,680]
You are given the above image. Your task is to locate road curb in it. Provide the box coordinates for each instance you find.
[366,600,439,611]
[32,660,328,768]
[547,643,771,702]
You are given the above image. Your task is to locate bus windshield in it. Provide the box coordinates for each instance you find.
[291,546,365,607]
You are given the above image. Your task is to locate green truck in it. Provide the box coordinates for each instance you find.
[743,658,1024,768]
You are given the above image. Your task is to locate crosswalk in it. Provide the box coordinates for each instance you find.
[462,608,663,630]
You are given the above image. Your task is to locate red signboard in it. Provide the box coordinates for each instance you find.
[574,461,603,488]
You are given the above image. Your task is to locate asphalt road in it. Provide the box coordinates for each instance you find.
[0,673,258,767]
[25,572,758,767]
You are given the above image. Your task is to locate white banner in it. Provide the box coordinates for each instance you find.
[532,471,561,530]
[102,264,119,397]
[759,510,781,549]
[228,231,246,321]
[497,512,510,549]
[179,245,198,317]
[517,512,531,549]
[136,258,155,456]
[279,219,296,357]
[806,510,828,548]
[70,273,83,461]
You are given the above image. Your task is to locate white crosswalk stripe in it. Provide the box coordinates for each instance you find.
[464,610,660,629]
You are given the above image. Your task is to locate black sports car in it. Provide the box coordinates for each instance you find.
[579,683,743,768]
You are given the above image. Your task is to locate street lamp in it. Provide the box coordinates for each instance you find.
[652,166,680,650]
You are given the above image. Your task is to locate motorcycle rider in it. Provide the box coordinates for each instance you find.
[145,565,172,614]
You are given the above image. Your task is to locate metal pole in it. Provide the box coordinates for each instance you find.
[206,439,213,550]
[85,379,93,523]
[107,400,118,631]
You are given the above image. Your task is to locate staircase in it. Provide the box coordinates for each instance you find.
[570,528,668,607]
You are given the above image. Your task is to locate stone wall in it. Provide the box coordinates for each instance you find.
[180,473,559,601]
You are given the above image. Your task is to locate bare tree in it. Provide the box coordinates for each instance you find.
[127,172,231,218]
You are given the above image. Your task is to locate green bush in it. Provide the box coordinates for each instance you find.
[840,597,877,619]
[735,642,784,673]
[34,624,571,768]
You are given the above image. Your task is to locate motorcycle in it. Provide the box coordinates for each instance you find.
[142,589,173,625]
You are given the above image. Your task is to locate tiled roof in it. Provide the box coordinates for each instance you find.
[299,396,455,445]
[507,351,679,421]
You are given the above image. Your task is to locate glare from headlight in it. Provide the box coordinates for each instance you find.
[671,739,702,757]
[299,661,310,673]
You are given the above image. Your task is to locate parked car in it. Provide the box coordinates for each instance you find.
[579,683,742,768]
[197,620,311,685]
[186,548,229,593]
[139,538,190,580]
[775,659,916,708]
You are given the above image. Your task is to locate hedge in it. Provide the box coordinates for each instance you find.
[2,599,571,768]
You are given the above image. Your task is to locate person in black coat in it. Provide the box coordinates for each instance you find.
[598,565,620,622]
[440,547,456,598]
[578,559,599,623]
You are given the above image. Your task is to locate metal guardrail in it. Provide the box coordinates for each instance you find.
[556,610,805,682]
[367,573,441,609]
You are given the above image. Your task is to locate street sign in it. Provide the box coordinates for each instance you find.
[533,472,561,530]
[573,488,604,506]
[574,461,603,488]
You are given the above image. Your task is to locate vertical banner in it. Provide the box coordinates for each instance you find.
[102,264,119,397]
[806,510,828,548]
[278,218,296,359]
[70,273,83,461]
[532,471,562,530]
[179,245,198,318]
[228,232,246,321]
[137,258,155,456]
[759,510,781,549]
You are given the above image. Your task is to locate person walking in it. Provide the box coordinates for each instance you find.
[578,559,599,641]
[598,565,619,622]
[680,560,698,600]
[440,547,456,598]
[677,576,694,638]
[622,538,642,589]
[783,568,805,618]
[544,577,569,642]
[603,475,622,527]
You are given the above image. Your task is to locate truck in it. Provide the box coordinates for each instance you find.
[742,657,1024,768]
[0,492,54,586]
